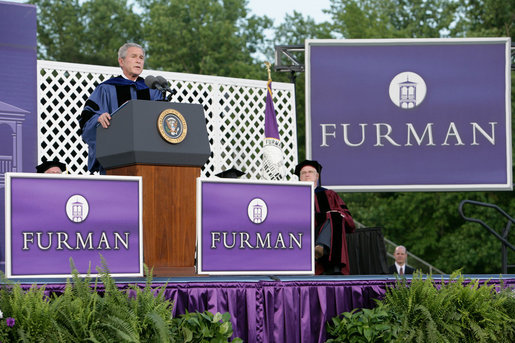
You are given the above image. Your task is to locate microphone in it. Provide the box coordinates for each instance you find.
[156,75,177,96]
[144,75,165,92]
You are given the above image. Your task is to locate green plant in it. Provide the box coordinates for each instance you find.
[381,271,515,343]
[170,310,243,343]
[438,275,515,342]
[326,306,399,342]
[381,272,462,342]
[327,272,515,343]
[50,258,175,342]
[0,282,57,342]
[497,284,515,321]
[0,258,242,342]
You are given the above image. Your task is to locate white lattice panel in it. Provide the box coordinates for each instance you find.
[37,60,298,179]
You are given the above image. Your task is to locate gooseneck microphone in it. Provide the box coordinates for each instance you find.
[155,76,177,96]
[144,75,164,91]
[144,75,176,102]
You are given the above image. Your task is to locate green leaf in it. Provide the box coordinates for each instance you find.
[213,312,222,323]
[183,327,193,342]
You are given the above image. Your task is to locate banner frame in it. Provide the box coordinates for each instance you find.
[5,172,144,278]
[305,37,512,192]
[196,178,315,275]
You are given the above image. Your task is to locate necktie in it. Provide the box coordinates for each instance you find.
[400,267,404,275]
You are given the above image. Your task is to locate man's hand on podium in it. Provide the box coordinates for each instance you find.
[98,112,111,128]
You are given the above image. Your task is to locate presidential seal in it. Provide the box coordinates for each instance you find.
[157,109,187,143]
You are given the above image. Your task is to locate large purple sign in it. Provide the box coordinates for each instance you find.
[0,1,37,273]
[306,38,512,191]
[197,179,314,275]
[5,174,143,278]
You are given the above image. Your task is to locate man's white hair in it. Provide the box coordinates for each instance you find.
[118,43,145,59]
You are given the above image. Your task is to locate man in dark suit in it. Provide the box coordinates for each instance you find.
[389,245,415,275]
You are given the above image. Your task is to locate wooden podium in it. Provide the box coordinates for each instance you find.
[96,100,210,276]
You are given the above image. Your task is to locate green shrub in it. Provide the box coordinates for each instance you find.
[381,272,462,342]
[327,272,515,343]
[170,310,242,343]
[0,259,241,342]
[0,283,56,342]
[326,306,399,342]
[382,272,515,342]
[497,283,515,321]
[50,260,175,342]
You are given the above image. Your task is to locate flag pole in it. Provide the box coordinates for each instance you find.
[265,61,272,82]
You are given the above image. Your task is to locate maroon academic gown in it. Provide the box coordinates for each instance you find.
[314,187,355,275]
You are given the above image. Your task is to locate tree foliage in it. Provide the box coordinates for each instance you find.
[136,0,262,77]
[326,0,457,38]
[450,0,514,39]
[28,0,143,65]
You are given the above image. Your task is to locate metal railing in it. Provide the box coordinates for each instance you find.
[354,220,446,274]
[459,200,515,274]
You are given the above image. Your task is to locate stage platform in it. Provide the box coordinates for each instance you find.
[6,274,515,343]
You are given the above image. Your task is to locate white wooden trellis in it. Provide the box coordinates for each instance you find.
[37,60,298,179]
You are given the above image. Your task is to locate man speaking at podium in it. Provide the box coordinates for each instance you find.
[78,43,163,174]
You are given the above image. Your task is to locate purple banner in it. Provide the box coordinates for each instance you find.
[306,38,512,191]
[0,1,37,273]
[6,174,143,277]
[198,179,314,274]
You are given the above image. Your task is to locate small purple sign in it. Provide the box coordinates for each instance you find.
[197,179,314,275]
[306,38,512,191]
[5,173,143,278]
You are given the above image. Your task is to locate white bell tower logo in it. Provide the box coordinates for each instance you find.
[389,71,427,109]
[65,195,89,223]
[247,198,268,224]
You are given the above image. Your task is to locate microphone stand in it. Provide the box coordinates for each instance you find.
[160,89,167,101]
[165,89,177,102]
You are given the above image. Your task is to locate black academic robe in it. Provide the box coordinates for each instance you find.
[314,187,355,275]
[77,76,163,172]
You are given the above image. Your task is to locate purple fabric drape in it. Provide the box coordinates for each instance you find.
[260,281,388,342]
[14,278,515,343]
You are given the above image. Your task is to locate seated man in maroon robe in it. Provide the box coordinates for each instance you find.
[295,160,356,275]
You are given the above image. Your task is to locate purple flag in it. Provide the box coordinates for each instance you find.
[265,80,280,139]
[262,80,286,180]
